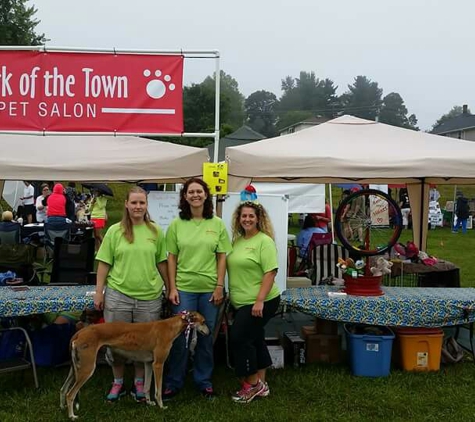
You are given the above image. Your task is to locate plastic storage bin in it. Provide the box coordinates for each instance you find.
[394,327,444,371]
[345,324,395,377]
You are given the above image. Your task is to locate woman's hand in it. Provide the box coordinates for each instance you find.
[94,291,104,311]
[209,286,224,306]
[168,288,180,305]
[252,300,264,317]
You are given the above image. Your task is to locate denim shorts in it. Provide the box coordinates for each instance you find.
[103,287,162,323]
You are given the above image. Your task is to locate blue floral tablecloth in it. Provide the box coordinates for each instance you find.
[281,286,475,327]
[0,285,95,317]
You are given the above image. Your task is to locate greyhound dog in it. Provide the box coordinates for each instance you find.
[60,311,209,420]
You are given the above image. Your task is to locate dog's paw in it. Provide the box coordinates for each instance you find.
[146,400,156,406]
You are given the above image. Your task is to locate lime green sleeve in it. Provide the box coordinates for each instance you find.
[260,237,278,273]
[156,226,168,263]
[217,219,232,253]
[96,225,116,265]
[166,219,179,255]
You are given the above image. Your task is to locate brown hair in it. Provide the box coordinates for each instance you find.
[231,201,274,242]
[178,178,214,220]
[120,186,158,243]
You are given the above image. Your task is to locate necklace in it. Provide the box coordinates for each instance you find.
[192,218,203,227]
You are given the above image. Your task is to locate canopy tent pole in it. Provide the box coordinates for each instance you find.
[328,184,335,243]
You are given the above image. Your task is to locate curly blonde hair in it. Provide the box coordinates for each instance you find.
[231,201,274,242]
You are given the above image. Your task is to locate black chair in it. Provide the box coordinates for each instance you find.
[0,222,21,245]
[49,238,96,286]
[43,220,72,262]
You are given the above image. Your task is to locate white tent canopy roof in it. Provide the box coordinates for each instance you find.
[0,134,209,182]
[226,115,475,185]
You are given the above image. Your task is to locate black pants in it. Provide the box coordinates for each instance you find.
[230,296,280,377]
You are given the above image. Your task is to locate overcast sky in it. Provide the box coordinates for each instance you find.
[30,0,474,130]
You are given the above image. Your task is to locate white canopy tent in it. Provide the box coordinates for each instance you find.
[0,134,209,196]
[226,115,475,250]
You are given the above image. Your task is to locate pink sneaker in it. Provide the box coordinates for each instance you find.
[231,380,265,403]
[106,382,126,402]
[258,382,270,397]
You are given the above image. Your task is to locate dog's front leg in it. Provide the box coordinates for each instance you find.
[152,360,166,409]
[144,362,155,406]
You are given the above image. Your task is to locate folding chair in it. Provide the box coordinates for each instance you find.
[296,232,332,278]
[49,237,96,286]
[0,222,21,245]
[312,243,349,285]
[0,325,39,388]
[0,244,41,285]
[43,221,72,263]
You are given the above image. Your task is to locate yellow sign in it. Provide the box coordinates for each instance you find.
[203,162,228,195]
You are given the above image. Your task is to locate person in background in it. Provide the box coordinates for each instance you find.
[164,178,232,400]
[20,181,35,224]
[429,186,441,203]
[94,186,168,403]
[46,183,67,223]
[310,201,332,233]
[227,201,280,404]
[453,193,470,234]
[296,215,325,258]
[35,184,50,223]
[65,182,78,221]
[399,188,411,230]
[90,189,108,252]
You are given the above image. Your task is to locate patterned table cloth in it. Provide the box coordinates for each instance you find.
[0,285,95,317]
[281,286,475,327]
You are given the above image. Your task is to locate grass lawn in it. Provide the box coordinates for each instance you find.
[2,360,475,421]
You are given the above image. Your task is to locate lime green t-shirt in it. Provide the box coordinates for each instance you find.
[91,196,107,219]
[96,222,167,300]
[227,232,280,309]
[166,216,232,293]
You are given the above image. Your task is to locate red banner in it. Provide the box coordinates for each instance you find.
[0,51,183,133]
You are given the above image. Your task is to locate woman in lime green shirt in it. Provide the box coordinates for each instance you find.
[90,190,108,252]
[94,186,169,403]
[227,201,280,404]
[164,178,232,400]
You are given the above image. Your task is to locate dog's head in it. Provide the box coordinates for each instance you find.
[181,311,210,336]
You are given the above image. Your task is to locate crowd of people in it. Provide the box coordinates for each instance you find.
[0,181,108,250]
[92,179,280,404]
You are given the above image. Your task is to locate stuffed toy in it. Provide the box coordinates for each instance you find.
[240,185,258,202]
[370,257,393,277]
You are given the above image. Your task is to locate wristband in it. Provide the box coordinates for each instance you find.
[216,284,224,288]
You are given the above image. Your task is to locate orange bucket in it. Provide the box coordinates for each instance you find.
[343,274,384,296]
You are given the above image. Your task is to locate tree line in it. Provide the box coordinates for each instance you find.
[3,1,470,147]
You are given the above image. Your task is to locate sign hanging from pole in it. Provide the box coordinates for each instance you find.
[203,162,228,194]
[0,50,184,134]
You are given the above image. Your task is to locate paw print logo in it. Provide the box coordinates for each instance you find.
[144,69,176,99]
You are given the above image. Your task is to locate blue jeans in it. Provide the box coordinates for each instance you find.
[165,291,219,391]
[453,218,468,234]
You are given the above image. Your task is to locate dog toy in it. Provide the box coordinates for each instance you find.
[370,257,393,276]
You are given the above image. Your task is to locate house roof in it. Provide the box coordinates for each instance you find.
[207,125,266,161]
[279,115,330,133]
[432,113,475,135]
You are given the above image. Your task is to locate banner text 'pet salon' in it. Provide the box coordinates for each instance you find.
[0,51,183,134]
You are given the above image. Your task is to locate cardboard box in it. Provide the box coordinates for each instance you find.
[301,325,317,339]
[267,345,284,369]
[306,334,342,364]
[314,318,338,335]
[286,277,312,288]
[283,331,306,367]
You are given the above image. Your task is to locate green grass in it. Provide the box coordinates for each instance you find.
[2,361,475,421]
